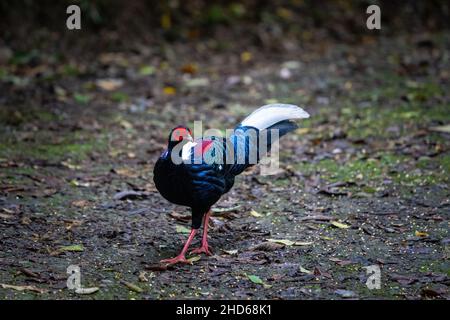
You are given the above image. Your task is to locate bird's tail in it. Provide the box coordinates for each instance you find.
[226,104,309,175]
[240,103,310,131]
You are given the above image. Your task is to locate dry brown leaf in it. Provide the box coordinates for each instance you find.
[96,78,124,91]
[1,283,47,294]
[0,213,14,219]
[64,219,83,230]
[114,168,138,178]
[138,271,149,282]
[181,63,198,74]
[415,231,429,237]
[72,200,88,208]
[121,280,143,293]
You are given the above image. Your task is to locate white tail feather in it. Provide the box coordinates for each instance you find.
[240,104,310,129]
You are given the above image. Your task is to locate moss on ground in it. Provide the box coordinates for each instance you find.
[0,132,108,162]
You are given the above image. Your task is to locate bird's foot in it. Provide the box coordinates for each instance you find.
[160,255,191,265]
[190,244,212,256]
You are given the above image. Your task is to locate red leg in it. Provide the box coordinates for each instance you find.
[160,229,197,265]
[191,210,213,255]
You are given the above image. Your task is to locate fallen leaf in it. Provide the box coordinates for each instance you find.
[185,77,209,87]
[282,61,301,69]
[241,51,252,63]
[293,241,314,246]
[247,274,263,285]
[96,78,123,91]
[118,119,133,130]
[163,86,176,95]
[247,274,272,288]
[331,221,350,229]
[21,216,31,225]
[70,180,90,187]
[267,239,294,246]
[0,213,14,219]
[1,283,47,294]
[295,127,310,135]
[161,13,171,29]
[139,65,155,76]
[181,63,197,74]
[187,255,201,263]
[120,280,143,293]
[266,239,313,246]
[50,244,84,256]
[169,212,191,222]
[138,271,149,282]
[299,266,313,274]
[250,209,263,217]
[60,244,84,252]
[113,190,149,200]
[111,92,129,102]
[75,287,99,294]
[72,200,88,208]
[176,225,191,234]
[415,231,429,237]
[428,124,450,133]
[334,289,357,298]
[64,219,82,230]
[223,249,238,255]
[114,168,138,178]
[73,93,91,104]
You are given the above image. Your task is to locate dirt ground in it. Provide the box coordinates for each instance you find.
[0,29,449,300]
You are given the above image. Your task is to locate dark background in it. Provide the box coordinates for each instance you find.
[1,1,449,52]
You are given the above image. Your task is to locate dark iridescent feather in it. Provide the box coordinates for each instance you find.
[153,104,309,229]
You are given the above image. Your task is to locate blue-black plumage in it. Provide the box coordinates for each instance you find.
[153,104,309,265]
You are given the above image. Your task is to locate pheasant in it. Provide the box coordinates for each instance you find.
[153,104,309,265]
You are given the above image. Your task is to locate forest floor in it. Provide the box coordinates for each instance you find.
[0,30,449,300]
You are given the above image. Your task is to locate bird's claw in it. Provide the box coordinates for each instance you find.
[190,245,212,256]
[160,255,191,266]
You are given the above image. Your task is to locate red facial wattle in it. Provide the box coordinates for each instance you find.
[171,128,192,142]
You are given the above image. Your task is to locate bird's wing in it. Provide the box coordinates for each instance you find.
[184,163,227,210]
[187,133,260,177]
[183,137,227,168]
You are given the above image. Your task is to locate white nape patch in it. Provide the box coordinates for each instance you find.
[181,141,197,160]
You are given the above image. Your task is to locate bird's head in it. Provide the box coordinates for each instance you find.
[167,126,193,150]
